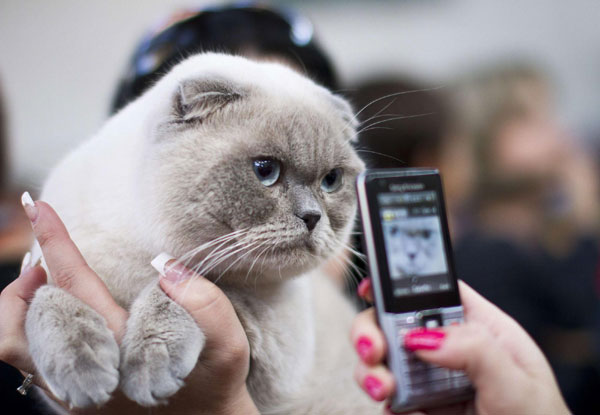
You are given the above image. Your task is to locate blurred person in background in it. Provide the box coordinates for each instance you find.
[447,62,600,413]
[348,77,476,238]
[110,3,338,114]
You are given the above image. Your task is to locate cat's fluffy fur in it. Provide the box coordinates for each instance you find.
[26,53,380,414]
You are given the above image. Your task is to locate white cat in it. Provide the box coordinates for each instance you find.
[26,53,380,414]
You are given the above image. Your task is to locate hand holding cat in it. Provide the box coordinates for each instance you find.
[351,279,570,415]
[0,195,258,414]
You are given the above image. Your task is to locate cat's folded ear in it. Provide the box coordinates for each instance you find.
[330,94,358,136]
[174,78,244,122]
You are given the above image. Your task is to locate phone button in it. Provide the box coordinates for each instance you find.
[452,373,472,388]
[424,319,440,328]
[418,312,443,329]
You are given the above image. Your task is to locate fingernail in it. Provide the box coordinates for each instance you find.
[364,376,385,401]
[356,336,373,361]
[20,252,32,273]
[151,253,192,283]
[21,191,38,223]
[404,328,446,351]
[151,252,175,276]
[357,278,371,299]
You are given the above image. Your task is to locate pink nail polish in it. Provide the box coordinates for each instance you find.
[356,336,373,361]
[404,328,446,351]
[364,375,385,401]
[357,278,371,299]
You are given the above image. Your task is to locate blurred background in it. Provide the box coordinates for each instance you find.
[1,0,599,413]
[1,0,599,186]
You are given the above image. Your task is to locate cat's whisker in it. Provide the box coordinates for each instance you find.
[212,240,270,285]
[354,126,395,135]
[349,86,444,127]
[177,229,249,268]
[177,240,264,301]
[196,240,260,277]
[335,251,365,284]
[354,148,407,166]
[336,240,367,262]
[189,233,253,275]
[328,253,361,293]
[198,237,265,276]
[355,98,399,127]
[244,243,273,283]
[356,112,436,136]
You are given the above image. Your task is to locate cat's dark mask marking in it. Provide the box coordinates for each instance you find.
[174,77,244,123]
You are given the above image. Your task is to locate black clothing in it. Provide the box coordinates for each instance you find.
[454,232,600,414]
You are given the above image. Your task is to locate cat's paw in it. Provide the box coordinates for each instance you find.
[119,285,205,406]
[26,285,120,407]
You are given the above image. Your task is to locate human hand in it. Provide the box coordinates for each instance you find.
[0,194,257,414]
[350,278,570,415]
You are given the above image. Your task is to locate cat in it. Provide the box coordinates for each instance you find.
[385,216,447,278]
[25,53,380,414]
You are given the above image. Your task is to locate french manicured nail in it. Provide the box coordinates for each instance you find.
[151,252,175,276]
[356,336,373,361]
[357,278,371,299]
[404,328,446,351]
[364,375,385,401]
[20,252,32,273]
[151,253,192,283]
[21,191,38,223]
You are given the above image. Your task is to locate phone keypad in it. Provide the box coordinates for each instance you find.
[392,307,473,398]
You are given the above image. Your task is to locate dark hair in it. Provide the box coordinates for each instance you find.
[349,78,447,169]
[111,3,337,114]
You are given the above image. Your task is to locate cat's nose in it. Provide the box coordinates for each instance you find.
[298,211,321,231]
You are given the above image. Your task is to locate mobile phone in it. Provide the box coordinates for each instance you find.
[356,168,474,412]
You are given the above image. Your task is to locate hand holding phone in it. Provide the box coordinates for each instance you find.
[356,168,474,412]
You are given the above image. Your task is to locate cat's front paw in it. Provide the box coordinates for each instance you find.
[26,286,120,407]
[119,285,205,406]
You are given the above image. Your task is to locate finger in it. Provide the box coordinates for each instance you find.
[0,265,48,374]
[357,277,374,303]
[2,265,47,303]
[409,323,522,388]
[20,194,127,335]
[350,307,387,365]
[354,359,395,402]
[155,255,249,359]
[459,280,527,334]
[458,280,549,370]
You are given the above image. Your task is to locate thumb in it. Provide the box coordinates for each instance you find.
[153,254,248,354]
[407,323,522,389]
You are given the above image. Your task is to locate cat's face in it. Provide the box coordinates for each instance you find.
[139,54,363,283]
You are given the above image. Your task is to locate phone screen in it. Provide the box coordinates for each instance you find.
[378,189,451,298]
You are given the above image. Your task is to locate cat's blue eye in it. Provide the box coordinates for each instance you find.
[321,168,343,193]
[253,159,280,186]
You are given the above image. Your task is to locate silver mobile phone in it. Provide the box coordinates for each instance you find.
[356,168,474,412]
